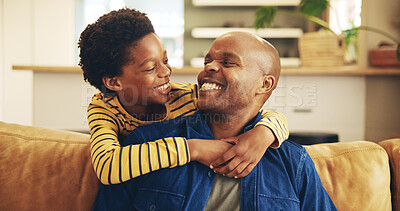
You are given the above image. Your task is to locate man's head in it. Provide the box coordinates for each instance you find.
[197,31,281,115]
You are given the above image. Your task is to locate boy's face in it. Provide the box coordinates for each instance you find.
[116,33,172,107]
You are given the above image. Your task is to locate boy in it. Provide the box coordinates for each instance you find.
[78,8,289,185]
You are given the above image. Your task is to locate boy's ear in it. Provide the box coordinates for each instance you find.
[256,75,276,95]
[102,76,123,92]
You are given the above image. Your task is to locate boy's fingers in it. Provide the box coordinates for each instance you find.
[224,161,249,178]
[213,157,241,175]
[234,163,256,179]
[221,137,238,145]
[210,149,236,169]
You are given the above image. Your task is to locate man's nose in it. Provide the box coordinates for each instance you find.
[204,61,221,73]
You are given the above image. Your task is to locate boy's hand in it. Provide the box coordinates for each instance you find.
[210,126,276,178]
[188,139,233,167]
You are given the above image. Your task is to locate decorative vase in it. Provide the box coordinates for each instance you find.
[298,31,345,67]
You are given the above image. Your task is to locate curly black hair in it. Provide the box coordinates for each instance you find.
[78,8,155,93]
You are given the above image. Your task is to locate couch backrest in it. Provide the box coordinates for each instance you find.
[305,141,392,211]
[0,122,99,211]
[379,138,400,211]
[1,121,397,211]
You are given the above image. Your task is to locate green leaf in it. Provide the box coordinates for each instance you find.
[397,43,400,61]
[343,28,358,45]
[299,0,328,17]
[254,6,277,29]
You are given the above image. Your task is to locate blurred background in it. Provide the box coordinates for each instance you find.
[0,0,399,143]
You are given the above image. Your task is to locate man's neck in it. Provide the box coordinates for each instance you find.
[207,109,259,140]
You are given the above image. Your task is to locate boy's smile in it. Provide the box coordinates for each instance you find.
[113,33,172,114]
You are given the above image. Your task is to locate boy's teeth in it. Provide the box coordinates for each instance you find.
[156,83,169,91]
[200,83,222,91]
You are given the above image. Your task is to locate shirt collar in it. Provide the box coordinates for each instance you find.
[185,111,262,139]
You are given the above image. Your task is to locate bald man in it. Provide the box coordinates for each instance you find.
[93,32,336,211]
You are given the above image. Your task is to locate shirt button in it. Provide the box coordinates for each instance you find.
[208,171,213,177]
[149,204,156,211]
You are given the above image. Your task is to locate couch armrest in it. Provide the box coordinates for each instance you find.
[305,141,391,211]
[379,138,400,211]
[0,121,100,211]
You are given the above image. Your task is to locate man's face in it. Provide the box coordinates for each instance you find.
[197,34,261,113]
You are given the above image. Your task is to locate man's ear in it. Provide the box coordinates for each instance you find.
[256,75,276,95]
[102,76,123,92]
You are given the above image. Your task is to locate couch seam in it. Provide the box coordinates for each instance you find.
[0,132,90,145]
[309,147,387,159]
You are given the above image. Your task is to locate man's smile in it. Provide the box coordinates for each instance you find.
[200,82,223,91]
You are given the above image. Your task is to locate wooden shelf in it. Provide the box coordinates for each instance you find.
[192,27,303,39]
[12,65,400,76]
[192,0,300,6]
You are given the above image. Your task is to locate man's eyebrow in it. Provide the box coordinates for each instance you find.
[222,52,241,61]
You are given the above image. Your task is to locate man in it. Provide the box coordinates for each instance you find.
[93,32,336,210]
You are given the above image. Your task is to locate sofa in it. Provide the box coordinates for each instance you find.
[0,121,399,211]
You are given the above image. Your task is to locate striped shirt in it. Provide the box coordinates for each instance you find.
[88,82,289,185]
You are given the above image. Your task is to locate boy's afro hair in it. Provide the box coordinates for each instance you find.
[78,8,154,92]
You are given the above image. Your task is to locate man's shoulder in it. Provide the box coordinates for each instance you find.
[274,140,307,156]
[264,140,309,169]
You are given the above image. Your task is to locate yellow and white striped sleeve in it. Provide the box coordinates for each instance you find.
[256,110,289,148]
[88,104,190,185]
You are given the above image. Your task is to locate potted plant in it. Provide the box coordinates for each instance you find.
[254,0,400,67]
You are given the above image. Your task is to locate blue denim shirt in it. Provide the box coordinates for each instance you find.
[93,111,336,211]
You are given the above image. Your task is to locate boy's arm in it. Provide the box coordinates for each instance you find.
[255,109,289,148]
[88,104,190,185]
[210,110,289,178]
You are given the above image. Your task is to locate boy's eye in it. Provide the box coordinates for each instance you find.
[163,58,169,64]
[146,66,156,72]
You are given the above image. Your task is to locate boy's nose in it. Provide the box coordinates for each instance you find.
[158,64,171,77]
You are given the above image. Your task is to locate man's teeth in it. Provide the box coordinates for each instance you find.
[156,83,170,91]
[200,83,223,91]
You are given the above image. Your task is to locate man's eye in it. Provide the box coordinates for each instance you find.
[224,61,236,66]
[204,61,210,65]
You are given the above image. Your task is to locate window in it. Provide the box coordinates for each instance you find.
[329,0,362,62]
[75,0,184,68]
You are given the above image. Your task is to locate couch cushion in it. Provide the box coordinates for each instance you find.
[379,138,400,211]
[305,141,391,211]
[0,121,99,211]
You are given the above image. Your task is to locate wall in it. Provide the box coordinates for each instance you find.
[0,0,3,120]
[362,0,400,141]
[2,0,34,125]
[1,0,398,141]
[281,76,366,142]
[366,76,400,141]
[183,0,306,66]
[0,0,78,128]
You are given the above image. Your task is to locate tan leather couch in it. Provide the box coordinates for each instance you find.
[0,121,399,211]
